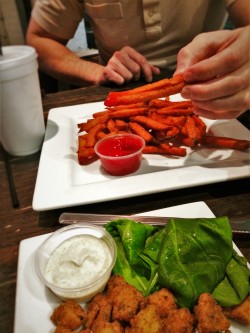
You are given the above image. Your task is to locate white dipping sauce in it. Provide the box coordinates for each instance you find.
[45,234,112,289]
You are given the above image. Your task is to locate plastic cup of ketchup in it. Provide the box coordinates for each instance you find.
[94,133,145,176]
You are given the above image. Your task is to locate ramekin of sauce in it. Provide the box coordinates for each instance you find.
[35,223,117,302]
[94,133,145,176]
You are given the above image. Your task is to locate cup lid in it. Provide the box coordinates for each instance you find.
[0,45,37,71]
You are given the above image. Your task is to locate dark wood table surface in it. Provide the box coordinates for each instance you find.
[0,74,249,332]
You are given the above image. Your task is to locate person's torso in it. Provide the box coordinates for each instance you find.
[33,0,230,70]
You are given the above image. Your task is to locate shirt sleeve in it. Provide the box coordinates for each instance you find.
[31,0,85,40]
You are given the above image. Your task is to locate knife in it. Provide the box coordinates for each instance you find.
[59,212,250,234]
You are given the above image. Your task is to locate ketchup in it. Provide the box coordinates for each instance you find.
[95,134,145,176]
[98,136,142,156]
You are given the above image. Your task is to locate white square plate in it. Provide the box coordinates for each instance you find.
[14,202,249,333]
[32,95,250,211]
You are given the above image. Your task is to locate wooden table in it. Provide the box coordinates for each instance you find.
[0,76,249,332]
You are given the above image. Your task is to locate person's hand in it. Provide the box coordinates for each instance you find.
[175,26,250,119]
[99,46,160,85]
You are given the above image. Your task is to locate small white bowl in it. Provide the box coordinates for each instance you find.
[35,223,117,302]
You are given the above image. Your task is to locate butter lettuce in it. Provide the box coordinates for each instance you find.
[105,217,250,309]
[212,250,250,307]
[105,218,160,294]
[157,217,232,308]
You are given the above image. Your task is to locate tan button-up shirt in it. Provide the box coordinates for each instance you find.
[32,0,236,70]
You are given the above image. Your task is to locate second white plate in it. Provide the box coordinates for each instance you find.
[14,201,249,333]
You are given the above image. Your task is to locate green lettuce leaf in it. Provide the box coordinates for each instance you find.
[106,216,249,309]
[212,250,250,307]
[105,219,160,294]
[157,217,233,308]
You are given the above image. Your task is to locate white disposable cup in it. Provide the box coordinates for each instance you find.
[0,45,45,156]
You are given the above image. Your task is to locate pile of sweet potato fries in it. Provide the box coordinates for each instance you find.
[77,75,250,165]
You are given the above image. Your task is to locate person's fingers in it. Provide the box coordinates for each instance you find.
[183,28,249,82]
[142,64,160,82]
[175,31,232,75]
[192,86,249,111]
[188,85,250,120]
[119,47,158,82]
[101,46,160,84]
[182,62,250,100]
[184,45,245,82]
[193,107,245,120]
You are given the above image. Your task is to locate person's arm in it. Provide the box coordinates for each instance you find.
[26,18,160,86]
[26,17,105,86]
[175,0,250,119]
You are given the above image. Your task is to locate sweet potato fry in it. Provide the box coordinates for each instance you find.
[148,99,171,108]
[107,119,117,132]
[181,116,201,146]
[107,102,146,111]
[110,107,148,118]
[78,134,87,149]
[165,127,180,138]
[86,123,106,147]
[104,75,185,106]
[78,134,96,164]
[128,122,153,143]
[153,130,169,142]
[192,115,207,138]
[96,131,108,140]
[105,83,185,106]
[155,107,194,116]
[78,112,110,132]
[143,144,186,156]
[148,99,192,109]
[130,116,171,131]
[152,127,180,141]
[181,137,197,148]
[129,74,184,94]
[92,110,110,119]
[78,146,96,159]
[200,136,250,150]
[78,153,98,165]
[160,143,187,156]
[149,113,186,128]
[115,119,128,131]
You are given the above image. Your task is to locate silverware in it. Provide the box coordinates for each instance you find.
[59,213,169,226]
[59,213,250,234]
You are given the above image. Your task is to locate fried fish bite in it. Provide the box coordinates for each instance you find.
[223,295,250,325]
[127,304,162,333]
[194,293,230,333]
[161,308,194,333]
[146,288,177,317]
[86,293,112,329]
[107,274,130,297]
[51,300,86,330]
[107,275,144,322]
[54,327,72,333]
[92,320,124,333]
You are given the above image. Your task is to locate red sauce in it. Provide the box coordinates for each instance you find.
[96,134,144,176]
[98,136,142,157]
